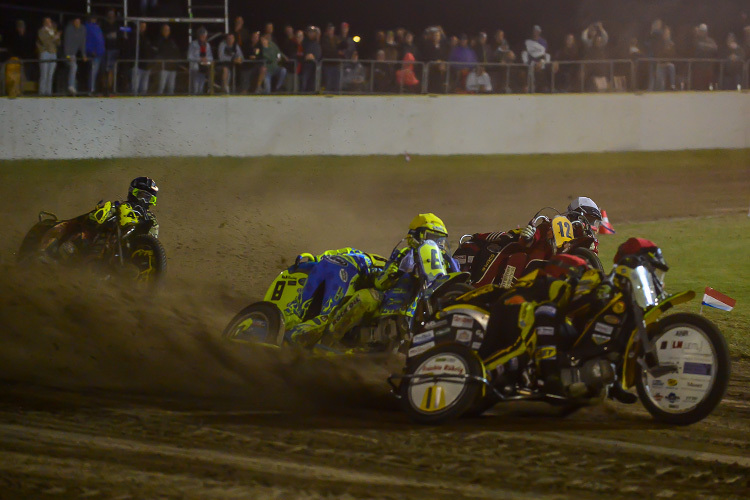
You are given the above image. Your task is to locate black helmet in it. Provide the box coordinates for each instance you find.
[128,177,159,207]
[566,196,602,227]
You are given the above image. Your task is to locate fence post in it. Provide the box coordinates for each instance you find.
[580,61,585,92]
[422,62,429,94]
[687,61,692,90]
[630,59,635,91]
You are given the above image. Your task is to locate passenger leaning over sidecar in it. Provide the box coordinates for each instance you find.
[284,248,386,348]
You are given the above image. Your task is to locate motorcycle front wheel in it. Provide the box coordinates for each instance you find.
[570,246,604,273]
[126,234,167,288]
[635,313,730,425]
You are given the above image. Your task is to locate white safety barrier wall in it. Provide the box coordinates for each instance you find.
[0,93,748,159]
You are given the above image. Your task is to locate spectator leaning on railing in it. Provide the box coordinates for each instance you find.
[217,32,243,93]
[400,31,420,61]
[9,19,36,84]
[154,24,180,95]
[260,33,287,93]
[448,34,478,91]
[553,33,580,92]
[339,22,356,60]
[85,16,105,95]
[243,31,267,93]
[342,50,366,91]
[100,9,121,96]
[321,23,341,92]
[300,26,321,92]
[63,18,87,95]
[654,26,676,90]
[36,17,60,96]
[187,26,213,94]
[126,21,155,95]
[233,17,251,60]
[522,25,550,93]
[723,32,745,89]
[372,49,394,92]
[692,23,718,90]
[466,65,492,93]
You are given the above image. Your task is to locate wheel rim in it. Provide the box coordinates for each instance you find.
[228,312,271,343]
[408,353,471,415]
[642,323,718,414]
[129,245,157,284]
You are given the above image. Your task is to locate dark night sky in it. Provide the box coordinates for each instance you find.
[2,0,748,56]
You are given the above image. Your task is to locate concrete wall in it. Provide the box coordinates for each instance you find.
[1,93,748,159]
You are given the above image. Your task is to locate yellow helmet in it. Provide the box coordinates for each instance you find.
[407,213,449,249]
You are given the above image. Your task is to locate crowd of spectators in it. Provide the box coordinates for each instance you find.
[2,9,750,95]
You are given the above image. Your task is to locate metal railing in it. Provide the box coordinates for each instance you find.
[3,56,749,96]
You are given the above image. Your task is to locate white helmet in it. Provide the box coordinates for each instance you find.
[567,197,602,226]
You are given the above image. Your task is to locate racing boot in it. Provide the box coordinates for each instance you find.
[287,316,328,348]
[327,288,383,345]
[607,384,638,404]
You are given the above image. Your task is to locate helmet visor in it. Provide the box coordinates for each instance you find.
[424,230,448,250]
[132,188,157,206]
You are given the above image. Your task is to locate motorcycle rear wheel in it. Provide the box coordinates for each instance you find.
[635,313,730,425]
[400,343,483,424]
[16,219,58,263]
[222,302,284,346]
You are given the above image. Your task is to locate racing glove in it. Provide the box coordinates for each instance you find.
[520,224,536,242]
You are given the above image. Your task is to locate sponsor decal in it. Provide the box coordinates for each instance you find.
[339,269,349,282]
[500,265,516,288]
[535,346,557,360]
[686,381,705,389]
[408,341,435,357]
[536,326,555,336]
[652,379,664,387]
[456,329,473,344]
[666,392,680,403]
[412,331,435,345]
[668,404,679,409]
[685,396,699,402]
[592,333,610,345]
[674,330,689,337]
[326,255,349,267]
[455,255,467,264]
[593,322,614,335]
[535,305,557,317]
[603,314,620,325]
[456,284,495,302]
[660,341,668,350]
[612,301,626,314]
[297,277,306,286]
[672,341,683,349]
[474,329,485,339]
[451,315,474,328]
[653,393,663,401]
[684,342,702,352]
[435,327,452,337]
[667,378,678,387]
[683,362,712,376]
[423,320,447,330]
[467,256,474,263]
[471,341,482,350]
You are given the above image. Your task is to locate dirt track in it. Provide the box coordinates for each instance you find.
[0,153,749,498]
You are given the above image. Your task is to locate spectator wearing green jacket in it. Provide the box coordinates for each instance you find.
[260,33,287,93]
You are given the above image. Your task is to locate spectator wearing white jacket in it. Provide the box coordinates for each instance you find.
[188,27,213,94]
